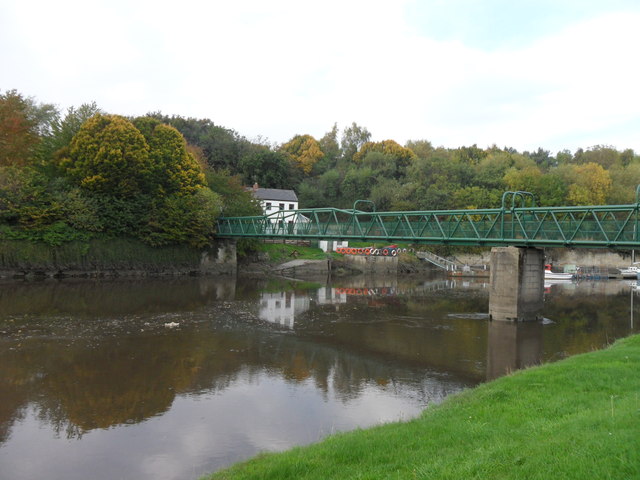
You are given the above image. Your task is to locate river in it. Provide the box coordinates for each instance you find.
[0,273,638,479]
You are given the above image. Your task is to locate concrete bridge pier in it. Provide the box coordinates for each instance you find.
[489,246,544,322]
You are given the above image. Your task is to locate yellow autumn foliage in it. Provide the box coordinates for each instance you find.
[280,134,324,174]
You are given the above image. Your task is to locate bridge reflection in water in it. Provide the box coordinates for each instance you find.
[254,274,545,381]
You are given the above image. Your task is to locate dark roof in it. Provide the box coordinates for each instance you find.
[252,188,298,202]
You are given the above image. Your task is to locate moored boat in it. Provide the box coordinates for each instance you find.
[545,264,574,280]
[617,264,640,279]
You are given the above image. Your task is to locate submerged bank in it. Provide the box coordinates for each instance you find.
[205,334,640,480]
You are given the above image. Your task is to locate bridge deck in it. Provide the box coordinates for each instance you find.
[217,203,640,249]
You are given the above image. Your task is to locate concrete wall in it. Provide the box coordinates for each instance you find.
[450,248,635,270]
[549,249,634,268]
[341,255,398,274]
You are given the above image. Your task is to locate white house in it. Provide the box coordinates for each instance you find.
[250,184,298,215]
[248,183,346,250]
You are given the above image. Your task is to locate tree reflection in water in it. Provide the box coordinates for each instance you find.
[0,275,637,479]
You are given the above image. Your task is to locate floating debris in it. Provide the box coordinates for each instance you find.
[164,322,180,328]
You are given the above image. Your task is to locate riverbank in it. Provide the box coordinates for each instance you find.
[0,238,237,278]
[205,334,640,480]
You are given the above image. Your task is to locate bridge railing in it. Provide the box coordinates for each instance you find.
[217,201,640,248]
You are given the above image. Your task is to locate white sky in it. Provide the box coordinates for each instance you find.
[2,0,640,154]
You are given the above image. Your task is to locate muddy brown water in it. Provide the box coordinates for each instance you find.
[0,274,637,480]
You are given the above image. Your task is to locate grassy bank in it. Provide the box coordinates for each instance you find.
[256,243,338,262]
[205,334,640,480]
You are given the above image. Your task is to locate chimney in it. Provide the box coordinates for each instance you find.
[253,182,259,191]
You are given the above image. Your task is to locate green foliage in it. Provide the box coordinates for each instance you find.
[238,149,292,189]
[134,117,206,195]
[258,242,332,262]
[39,102,102,165]
[0,222,89,246]
[206,169,262,216]
[340,167,375,206]
[353,140,417,174]
[317,123,341,170]
[142,187,222,248]
[4,89,640,253]
[340,122,371,161]
[0,165,61,227]
[148,113,252,172]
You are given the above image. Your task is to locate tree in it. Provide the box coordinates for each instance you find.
[238,149,291,189]
[205,169,262,217]
[318,123,341,170]
[340,167,375,206]
[452,145,487,166]
[405,140,434,160]
[148,113,252,173]
[573,145,619,169]
[0,90,41,166]
[566,162,612,205]
[133,116,205,196]
[340,122,371,161]
[141,187,222,248]
[353,140,417,182]
[524,147,555,170]
[280,134,324,174]
[59,114,152,197]
[40,102,102,164]
[475,151,513,189]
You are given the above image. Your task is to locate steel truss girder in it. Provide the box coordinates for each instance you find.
[216,204,640,249]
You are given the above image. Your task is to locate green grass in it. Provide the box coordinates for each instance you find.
[258,243,339,262]
[204,334,640,480]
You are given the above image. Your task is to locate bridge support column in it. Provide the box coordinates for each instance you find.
[489,246,544,322]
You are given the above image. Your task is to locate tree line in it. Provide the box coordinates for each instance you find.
[1,89,639,247]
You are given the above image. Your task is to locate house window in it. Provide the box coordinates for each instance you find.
[279,203,284,210]
[265,202,272,210]
[289,204,295,210]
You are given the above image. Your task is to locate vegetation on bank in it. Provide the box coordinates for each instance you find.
[0,237,202,272]
[0,90,260,250]
[205,334,640,480]
[2,88,640,257]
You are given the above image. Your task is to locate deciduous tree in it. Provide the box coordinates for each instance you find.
[0,90,40,166]
[280,134,324,174]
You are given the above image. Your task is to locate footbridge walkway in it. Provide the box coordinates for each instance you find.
[217,191,640,250]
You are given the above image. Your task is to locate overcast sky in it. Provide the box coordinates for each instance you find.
[2,0,640,154]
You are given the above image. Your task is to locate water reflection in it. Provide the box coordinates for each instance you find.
[0,275,638,480]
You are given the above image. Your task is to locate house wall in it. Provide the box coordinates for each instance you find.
[261,199,298,216]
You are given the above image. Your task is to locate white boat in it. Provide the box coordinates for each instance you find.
[544,264,574,280]
[617,264,640,279]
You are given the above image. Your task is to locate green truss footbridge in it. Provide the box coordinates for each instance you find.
[216,191,640,249]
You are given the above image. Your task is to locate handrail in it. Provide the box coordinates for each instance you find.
[352,199,376,213]
[501,191,536,210]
